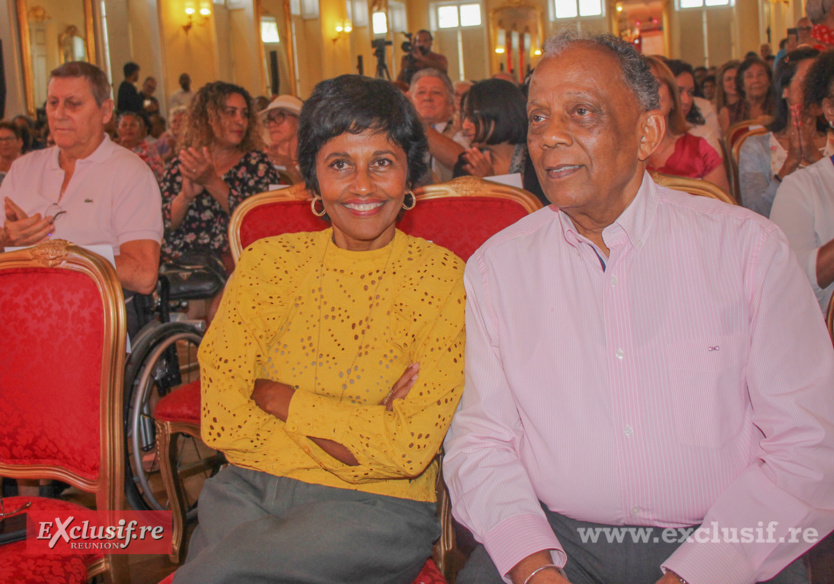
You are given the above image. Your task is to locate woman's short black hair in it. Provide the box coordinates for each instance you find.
[462,79,527,145]
[804,50,834,110]
[298,75,428,195]
[770,47,821,134]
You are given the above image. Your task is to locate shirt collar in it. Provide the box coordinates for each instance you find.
[49,133,114,169]
[82,134,116,164]
[557,171,658,253]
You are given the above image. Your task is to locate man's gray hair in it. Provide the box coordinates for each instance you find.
[806,0,834,24]
[50,61,112,106]
[542,29,659,112]
[409,68,455,105]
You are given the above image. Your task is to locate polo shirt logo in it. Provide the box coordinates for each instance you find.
[84,199,93,203]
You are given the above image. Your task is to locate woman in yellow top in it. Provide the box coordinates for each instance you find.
[176,75,466,584]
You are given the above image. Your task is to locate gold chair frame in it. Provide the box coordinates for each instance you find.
[156,413,200,563]
[650,171,737,205]
[228,184,313,263]
[0,240,127,583]
[416,175,543,213]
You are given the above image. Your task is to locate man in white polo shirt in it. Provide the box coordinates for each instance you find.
[1,61,162,297]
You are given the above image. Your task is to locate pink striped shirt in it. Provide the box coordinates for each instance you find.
[444,174,834,584]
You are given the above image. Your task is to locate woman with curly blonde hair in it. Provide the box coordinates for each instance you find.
[160,81,280,266]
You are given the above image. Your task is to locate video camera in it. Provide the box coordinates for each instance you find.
[372,38,392,58]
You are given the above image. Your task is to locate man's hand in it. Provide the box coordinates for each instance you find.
[4,197,53,246]
[116,239,160,295]
[509,551,571,584]
[655,570,686,584]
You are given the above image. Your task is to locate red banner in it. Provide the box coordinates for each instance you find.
[25,510,172,555]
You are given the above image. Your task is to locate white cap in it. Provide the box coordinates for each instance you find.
[260,95,303,119]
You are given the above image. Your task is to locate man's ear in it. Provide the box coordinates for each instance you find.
[637,109,665,162]
[101,98,114,125]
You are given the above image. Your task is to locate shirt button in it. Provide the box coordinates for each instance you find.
[636,240,643,248]
[624,425,633,437]
[631,506,642,516]
[616,348,624,360]
[610,275,618,287]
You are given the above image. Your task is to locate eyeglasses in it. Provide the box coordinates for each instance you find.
[263,110,288,126]
[46,203,67,223]
[0,498,31,522]
[798,26,813,32]
[0,136,17,143]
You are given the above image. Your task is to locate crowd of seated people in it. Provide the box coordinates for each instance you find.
[719,55,775,133]
[645,56,729,193]
[771,50,834,314]
[739,47,829,216]
[117,110,165,183]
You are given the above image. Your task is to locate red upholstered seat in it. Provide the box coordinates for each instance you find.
[399,195,532,261]
[156,558,447,584]
[238,198,328,252]
[0,242,128,583]
[154,380,202,425]
[0,497,103,584]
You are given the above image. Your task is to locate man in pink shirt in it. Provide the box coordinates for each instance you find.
[443,30,834,584]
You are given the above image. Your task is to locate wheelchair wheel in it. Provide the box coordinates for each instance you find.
[124,322,222,514]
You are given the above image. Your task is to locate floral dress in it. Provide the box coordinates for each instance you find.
[161,150,281,260]
[130,139,165,183]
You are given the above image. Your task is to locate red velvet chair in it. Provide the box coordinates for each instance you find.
[154,177,543,578]
[0,240,128,584]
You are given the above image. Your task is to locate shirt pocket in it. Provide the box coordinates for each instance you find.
[666,335,748,449]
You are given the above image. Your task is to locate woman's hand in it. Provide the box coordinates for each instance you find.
[178,146,232,212]
[778,106,803,180]
[462,147,495,177]
[797,106,823,166]
[179,147,218,187]
[179,174,203,202]
[380,363,419,410]
[252,379,295,421]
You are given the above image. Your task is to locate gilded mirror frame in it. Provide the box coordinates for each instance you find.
[254,0,298,97]
[16,0,96,116]
[489,1,545,77]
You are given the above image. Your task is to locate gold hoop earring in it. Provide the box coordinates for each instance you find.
[402,191,417,211]
[311,196,326,217]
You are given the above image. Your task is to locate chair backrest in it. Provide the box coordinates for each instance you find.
[724,115,772,149]
[229,185,327,262]
[230,177,543,263]
[650,171,737,206]
[729,126,769,200]
[0,240,126,515]
[402,176,543,261]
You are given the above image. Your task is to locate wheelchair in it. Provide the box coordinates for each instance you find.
[123,252,227,516]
